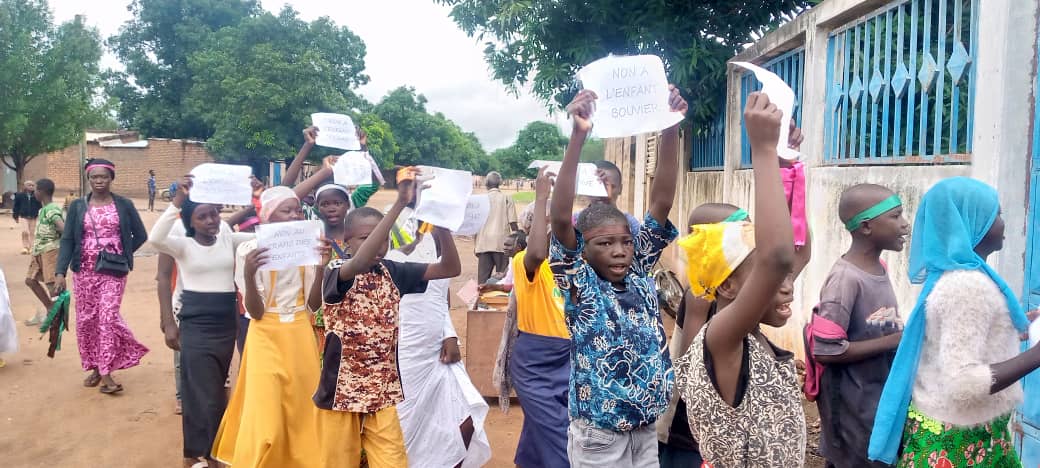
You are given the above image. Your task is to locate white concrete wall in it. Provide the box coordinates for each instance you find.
[603,0,1038,360]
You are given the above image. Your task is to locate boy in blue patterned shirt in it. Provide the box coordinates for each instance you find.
[549,87,687,467]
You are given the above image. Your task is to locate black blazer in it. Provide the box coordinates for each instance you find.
[13,191,41,219]
[56,194,148,276]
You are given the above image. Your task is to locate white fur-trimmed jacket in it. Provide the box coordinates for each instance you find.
[912,269,1024,427]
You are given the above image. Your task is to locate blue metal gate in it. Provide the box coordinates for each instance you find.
[1012,23,1040,466]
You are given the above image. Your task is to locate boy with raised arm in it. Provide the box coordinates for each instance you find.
[549,87,687,466]
[673,92,804,466]
[314,170,462,467]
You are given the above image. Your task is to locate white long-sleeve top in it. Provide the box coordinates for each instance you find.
[149,205,253,293]
[912,269,1024,426]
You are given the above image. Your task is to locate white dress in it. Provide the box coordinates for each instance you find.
[0,268,17,354]
[389,245,492,468]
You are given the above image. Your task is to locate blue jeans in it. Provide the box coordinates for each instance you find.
[567,419,658,468]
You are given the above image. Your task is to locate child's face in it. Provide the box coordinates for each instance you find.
[722,252,795,328]
[865,206,911,252]
[191,204,223,237]
[760,274,795,328]
[977,211,1006,255]
[345,216,388,263]
[503,237,519,257]
[582,223,634,284]
[317,193,349,227]
[266,198,304,223]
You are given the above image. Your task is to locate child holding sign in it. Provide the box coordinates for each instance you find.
[212,186,332,467]
[548,86,685,466]
[315,171,462,467]
[672,92,804,466]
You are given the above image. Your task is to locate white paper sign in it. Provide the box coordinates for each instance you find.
[732,61,799,160]
[1029,318,1040,348]
[575,55,682,138]
[456,279,480,309]
[255,220,323,271]
[414,166,474,231]
[455,194,491,236]
[527,160,608,197]
[189,163,253,206]
[311,113,361,151]
[333,151,372,187]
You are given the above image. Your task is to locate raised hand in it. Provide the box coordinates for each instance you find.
[743,92,783,159]
[173,175,194,208]
[244,247,270,279]
[535,166,555,198]
[566,90,598,133]
[667,84,689,115]
[303,126,318,145]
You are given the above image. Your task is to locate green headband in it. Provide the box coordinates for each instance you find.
[845,195,902,231]
[722,209,750,223]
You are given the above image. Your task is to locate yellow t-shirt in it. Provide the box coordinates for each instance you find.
[512,250,569,339]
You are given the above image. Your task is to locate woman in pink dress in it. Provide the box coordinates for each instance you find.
[54,159,149,394]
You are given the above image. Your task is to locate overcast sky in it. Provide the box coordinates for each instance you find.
[48,0,555,150]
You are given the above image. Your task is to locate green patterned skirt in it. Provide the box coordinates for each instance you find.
[898,406,1020,467]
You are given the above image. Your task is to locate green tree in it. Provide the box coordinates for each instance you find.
[184,6,370,161]
[356,113,398,169]
[492,121,567,178]
[372,87,487,171]
[0,0,104,183]
[580,138,606,162]
[108,0,261,139]
[436,0,814,126]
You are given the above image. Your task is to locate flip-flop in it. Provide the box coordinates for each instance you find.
[99,383,123,395]
[83,373,102,387]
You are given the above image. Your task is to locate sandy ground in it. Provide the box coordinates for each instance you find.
[0,188,822,467]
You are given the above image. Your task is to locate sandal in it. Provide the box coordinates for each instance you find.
[175,399,183,415]
[99,383,124,394]
[83,372,102,387]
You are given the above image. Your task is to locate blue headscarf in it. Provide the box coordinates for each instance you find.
[868,177,1030,463]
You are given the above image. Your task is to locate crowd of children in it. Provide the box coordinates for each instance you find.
[2,70,1040,468]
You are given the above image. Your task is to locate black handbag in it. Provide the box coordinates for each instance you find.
[87,207,130,277]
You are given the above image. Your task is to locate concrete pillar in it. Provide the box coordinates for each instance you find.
[970,0,1039,294]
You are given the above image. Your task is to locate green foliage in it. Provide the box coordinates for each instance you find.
[0,0,104,181]
[436,0,813,127]
[184,6,369,161]
[580,138,606,162]
[372,87,487,171]
[109,1,371,163]
[108,0,261,139]
[356,113,398,169]
[491,121,567,178]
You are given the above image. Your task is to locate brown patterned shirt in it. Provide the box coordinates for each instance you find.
[313,258,428,413]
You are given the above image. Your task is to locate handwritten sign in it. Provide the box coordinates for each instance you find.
[189,163,253,206]
[333,151,372,187]
[575,55,682,138]
[311,113,361,151]
[527,160,608,197]
[455,194,490,236]
[255,220,323,271]
[732,62,799,160]
[414,166,473,231]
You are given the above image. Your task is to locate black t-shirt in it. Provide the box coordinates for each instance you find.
[323,258,429,304]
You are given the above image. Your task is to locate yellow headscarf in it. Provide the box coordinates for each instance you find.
[677,222,756,301]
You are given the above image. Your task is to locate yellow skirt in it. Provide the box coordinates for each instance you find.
[212,311,324,467]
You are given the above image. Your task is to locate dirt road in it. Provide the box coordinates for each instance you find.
[0,190,523,467]
[0,188,822,467]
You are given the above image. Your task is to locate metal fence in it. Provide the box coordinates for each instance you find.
[740,48,805,167]
[824,0,977,163]
[690,111,726,171]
